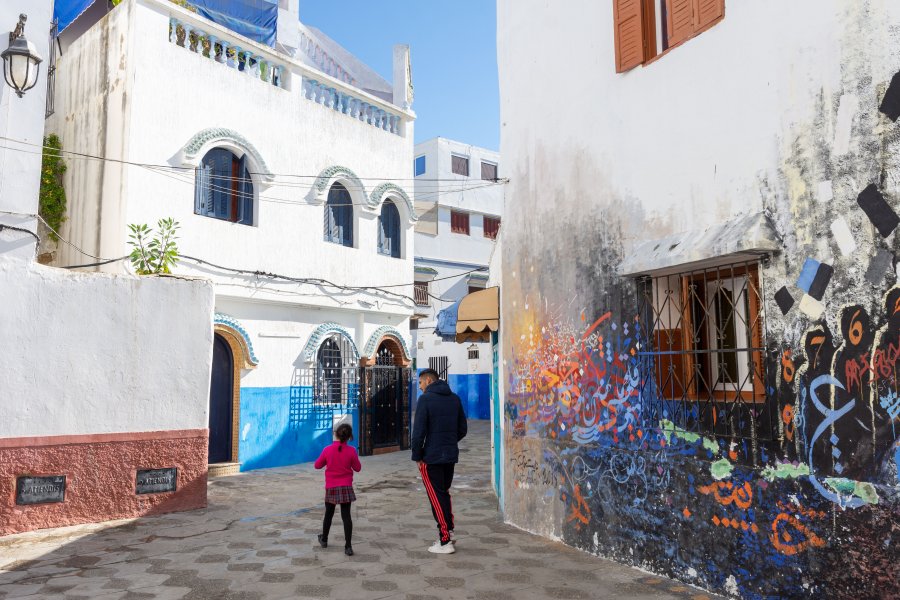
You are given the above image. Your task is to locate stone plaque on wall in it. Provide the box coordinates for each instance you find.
[16,475,66,505]
[136,468,178,494]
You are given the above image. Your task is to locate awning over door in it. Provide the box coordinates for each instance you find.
[456,286,500,343]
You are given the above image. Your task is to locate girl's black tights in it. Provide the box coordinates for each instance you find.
[322,502,352,547]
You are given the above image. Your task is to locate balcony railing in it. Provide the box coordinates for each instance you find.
[158,0,410,137]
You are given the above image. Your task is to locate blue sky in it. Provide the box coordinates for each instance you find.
[299,1,499,151]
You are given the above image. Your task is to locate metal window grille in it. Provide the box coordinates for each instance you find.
[45,20,58,118]
[429,356,449,380]
[637,260,775,444]
[314,334,359,406]
[414,282,430,305]
[468,346,480,360]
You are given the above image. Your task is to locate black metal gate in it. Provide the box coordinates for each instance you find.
[359,345,411,455]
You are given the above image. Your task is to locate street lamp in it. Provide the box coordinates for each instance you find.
[2,14,42,98]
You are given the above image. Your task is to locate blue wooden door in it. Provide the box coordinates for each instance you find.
[208,334,234,463]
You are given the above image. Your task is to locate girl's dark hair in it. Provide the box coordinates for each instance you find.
[335,424,353,450]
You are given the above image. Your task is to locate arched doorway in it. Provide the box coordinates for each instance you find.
[208,334,234,464]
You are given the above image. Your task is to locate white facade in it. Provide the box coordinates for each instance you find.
[0,1,52,259]
[47,0,417,469]
[411,138,502,419]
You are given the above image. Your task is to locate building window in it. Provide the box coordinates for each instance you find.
[195,148,254,225]
[468,345,480,360]
[468,285,484,295]
[414,281,430,306]
[429,356,449,380]
[613,0,724,73]
[451,155,469,176]
[378,200,402,258]
[324,183,353,247]
[481,162,497,181]
[410,318,419,331]
[638,261,768,441]
[451,210,470,235]
[315,335,353,404]
[414,155,426,176]
[483,216,501,240]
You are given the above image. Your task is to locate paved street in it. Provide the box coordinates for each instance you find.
[0,422,718,600]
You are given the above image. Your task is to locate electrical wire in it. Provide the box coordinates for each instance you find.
[0,135,505,183]
[0,223,40,243]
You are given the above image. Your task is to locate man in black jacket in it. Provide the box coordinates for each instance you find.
[411,368,468,554]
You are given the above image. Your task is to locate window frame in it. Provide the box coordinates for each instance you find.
[638,260,770,442]
[451,154,470,177]
[480,161,498,181]
[483,215,501,240]
[194,147,255,226]
[324,182,355,248]
[450,210,470,235]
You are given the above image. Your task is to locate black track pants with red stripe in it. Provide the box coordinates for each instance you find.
[419,462,455,544]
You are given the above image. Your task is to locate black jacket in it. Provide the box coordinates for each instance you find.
[410,379,468,464]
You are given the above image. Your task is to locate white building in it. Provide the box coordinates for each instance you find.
[48,0,418,472]
[1,0,214,536]
[411,138,502,419]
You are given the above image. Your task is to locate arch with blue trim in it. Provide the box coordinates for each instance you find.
[302,322,361,364]
[363,326,411,362]
[213,313,259,368]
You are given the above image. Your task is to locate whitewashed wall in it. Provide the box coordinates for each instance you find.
[48,0,415,320]
[0,0,52,260]
[0,259,215,438]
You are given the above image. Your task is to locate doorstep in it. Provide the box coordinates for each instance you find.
[208,462,241,477]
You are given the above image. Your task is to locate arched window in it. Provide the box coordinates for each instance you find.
[194,148,254,225]
[324,183,353,247]
[378,200,401,258]
[315,333,357,404]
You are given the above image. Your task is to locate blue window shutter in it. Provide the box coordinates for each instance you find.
[194,166,208,215]
[378,215,386,254]
[237,154,253,225]
[380,201,401,258]
[325,184,353,246]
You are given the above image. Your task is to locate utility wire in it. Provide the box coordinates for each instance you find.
[0,136,505,183]
[0,223,40,243]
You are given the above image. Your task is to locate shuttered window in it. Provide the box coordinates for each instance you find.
[194,148,254,225]
[451,210,470,235]
[451,155,469,176]
[613,0,724,72]
[378,200,402,258]
[324,183,354,247]
[483,216,501,240]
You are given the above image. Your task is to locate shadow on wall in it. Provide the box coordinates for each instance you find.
[238,386,359,471]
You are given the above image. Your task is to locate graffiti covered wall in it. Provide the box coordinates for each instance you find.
[497,1,900,597]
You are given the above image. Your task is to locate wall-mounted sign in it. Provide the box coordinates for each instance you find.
[16,475,66,505]
[136,468,178,494]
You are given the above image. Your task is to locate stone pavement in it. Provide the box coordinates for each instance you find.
[0,422,720,600]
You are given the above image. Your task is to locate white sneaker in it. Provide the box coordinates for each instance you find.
[427,541,456,554]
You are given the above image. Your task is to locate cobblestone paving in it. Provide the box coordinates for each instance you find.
[0,422,720,599]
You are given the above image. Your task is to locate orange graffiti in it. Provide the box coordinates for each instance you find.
[566,484,591,530]
[770,513,826,555]
[781,350,795,383]
[848,309,864,346]
[698,481,753,510]
[782,404,795,441]
[711,514,758,533]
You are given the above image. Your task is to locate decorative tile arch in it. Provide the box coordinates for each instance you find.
[363,326,411,361]
[313,165,368,204]
[302,322,361,363]
[213,313,259,368]
[370,183,417,223]
[179,128,274,185]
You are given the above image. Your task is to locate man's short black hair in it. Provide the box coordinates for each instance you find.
[419,368,440,380]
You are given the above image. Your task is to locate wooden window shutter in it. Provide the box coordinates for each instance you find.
[694,0,724,31]
[613,0,645,73]
[666,0,694,47]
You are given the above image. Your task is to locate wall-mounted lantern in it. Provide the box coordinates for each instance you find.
[2,14,42,98]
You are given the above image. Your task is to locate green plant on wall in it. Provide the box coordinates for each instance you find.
[127,218,180,275]
[39,135,67,242]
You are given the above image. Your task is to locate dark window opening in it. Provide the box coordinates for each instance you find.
[195,148,254,225]
[481,162,497,181]
[378,200,402,258]
[325,183,353,247]
[451,155,469,176]
[414,281,430,306]
[429,356,449,380]
[484,216,501,239]
[451,210,470,235]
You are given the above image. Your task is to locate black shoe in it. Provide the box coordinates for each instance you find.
[344,546,354,556]
[317,534,327,548]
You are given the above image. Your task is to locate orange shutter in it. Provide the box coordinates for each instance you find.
[666,0,694,47]
[613,0,645,73]
[694,0,724,31]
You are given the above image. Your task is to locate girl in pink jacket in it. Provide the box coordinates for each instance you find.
[314,424,361,556]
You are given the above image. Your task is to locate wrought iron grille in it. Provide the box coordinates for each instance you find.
[45,20,58,118]
[312,334,359,406]
[429,356,449,380]
[637,260,776,443]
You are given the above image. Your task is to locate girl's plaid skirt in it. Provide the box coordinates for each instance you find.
[325,486,356,504]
